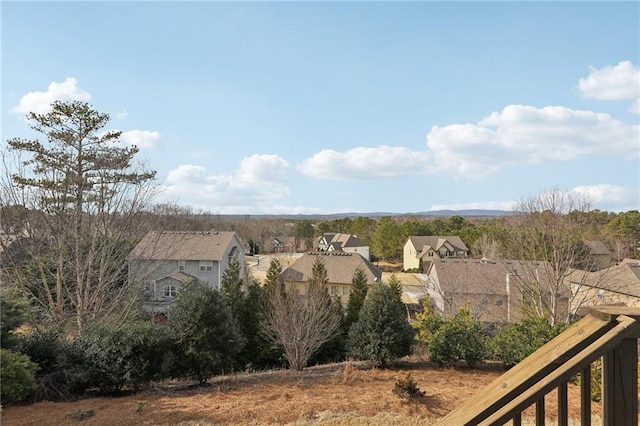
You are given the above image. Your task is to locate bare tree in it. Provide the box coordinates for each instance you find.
[262,257,341,370]
[1,101,156,332]
[501,187,605,324]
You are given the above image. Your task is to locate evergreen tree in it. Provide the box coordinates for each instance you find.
[3,100,156,331]
[169,283,244,383]
[221,258,244,322]
[264,258,284,294]
[386,273,404,303]
[347,283,414,367]
[345,267,368,329]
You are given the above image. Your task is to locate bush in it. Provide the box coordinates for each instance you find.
[393,373,426,400]
[429,308,487,368]
[169,283,244,383]
[347,283,414,367]
[18,328,88,400]
[76,322,173,392]
[0,348,37,405]
[490,318,566,368]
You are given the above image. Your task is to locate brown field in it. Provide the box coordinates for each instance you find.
[1,360,602,426]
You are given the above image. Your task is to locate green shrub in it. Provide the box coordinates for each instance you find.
[0,348,38,405]
[347,283,414,367]
[0,287,30,350]
[18,328,88,400]
[490,318,566,368]
[429,308,487,368]
[169,283,244,383]
[76,322,173,392]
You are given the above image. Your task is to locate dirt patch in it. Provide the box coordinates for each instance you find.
[1,360,602,426]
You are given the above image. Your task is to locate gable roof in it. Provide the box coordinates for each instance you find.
[130,231,242,261]
[408,236,468,259]
[430,258,562,296]
[282,252,381,285]
[579,260,640,298]
[320,233,367,251]
[584,240,611,256]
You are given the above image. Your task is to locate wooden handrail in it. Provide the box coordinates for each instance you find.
[434,307,640,426]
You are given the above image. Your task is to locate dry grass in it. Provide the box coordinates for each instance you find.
[1,360,602,426]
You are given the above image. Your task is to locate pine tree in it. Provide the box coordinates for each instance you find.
[345,267,368,329]
[4,101,156,331]
[347,283,414,367]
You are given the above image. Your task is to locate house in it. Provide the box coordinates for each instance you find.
[315,233,370,260]
[581,240,613,271]
[129,230,245,315]
[422,258,570,323]
[271,236,297,253]
[570,258,640,314]
[281,252,381,305]
[403,236,469,271]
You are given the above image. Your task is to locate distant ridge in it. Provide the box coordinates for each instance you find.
[219,209,514,220]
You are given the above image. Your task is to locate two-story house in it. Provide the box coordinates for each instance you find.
[129,230,245,315]
[403,236,469,271]
[282,252,381,305]
[422,258,570,324]
[315,233,370,261]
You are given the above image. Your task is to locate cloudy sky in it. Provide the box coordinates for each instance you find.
[2,2,639,215]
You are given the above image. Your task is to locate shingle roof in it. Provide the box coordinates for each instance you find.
[321,233,367,251]
[282,252,381,285]
[579,260,640,298]
[431,258,561,296]
[130,231,241,261]
[408,236,468,256]
[584,240,611,256]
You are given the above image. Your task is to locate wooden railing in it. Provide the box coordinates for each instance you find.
[435,306,640,426]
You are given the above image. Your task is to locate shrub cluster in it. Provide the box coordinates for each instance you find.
[413,298,567,370]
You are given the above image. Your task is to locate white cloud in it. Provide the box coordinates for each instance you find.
[570,184,640,212]
[160,154,291,214]
[430,201,517,212]
[298,146,431,180]
[426,105,639,178]
[300,104,638,181]
[12,78,91,115]
[120,130,161,149]
[578,61,640,113]
[115,109,128,119]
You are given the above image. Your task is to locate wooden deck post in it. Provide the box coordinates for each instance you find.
[602,337,638,426]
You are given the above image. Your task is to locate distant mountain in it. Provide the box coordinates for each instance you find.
[413,209,514,217]
[221,209,513,220]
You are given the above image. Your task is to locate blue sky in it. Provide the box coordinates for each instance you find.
[2,1,639,215]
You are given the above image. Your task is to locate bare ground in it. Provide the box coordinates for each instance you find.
[1,360,602,426]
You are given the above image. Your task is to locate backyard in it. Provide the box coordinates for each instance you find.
[1,360,599,426]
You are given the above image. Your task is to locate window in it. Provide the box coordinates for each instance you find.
[200,260,213,272]
[342,286,349,296]
[178,260,185,271]
[330,286,338,296]
[496,298,503,306]
[164,285,177,297]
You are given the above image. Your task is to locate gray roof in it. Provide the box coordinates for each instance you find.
[431,258,563,296]
[579,260,640,298]
[130,231,242,261]
[408,236,468,255]
[584,240,611,256]
[322,233,367,251]
[282,252,381,285]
